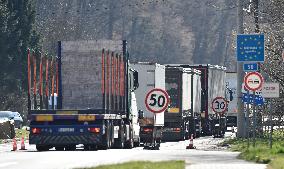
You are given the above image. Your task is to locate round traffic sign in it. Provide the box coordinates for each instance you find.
[211,97,228,114]
[145,88,170,113]
[244,72,264,91]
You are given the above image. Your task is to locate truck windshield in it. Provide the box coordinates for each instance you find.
[166,76,179,108]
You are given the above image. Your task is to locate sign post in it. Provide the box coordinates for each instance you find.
[244,71,264,147]
[236,34,265,138]
[211,97,228,137]
[261,83,280,149]
[211,97,228,114]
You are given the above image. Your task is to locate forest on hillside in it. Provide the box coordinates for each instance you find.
[35,0,237,69]
[0,0,283,119]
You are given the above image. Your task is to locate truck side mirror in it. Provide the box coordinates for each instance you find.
[138,110,144,119]
[229,90,233,101]
[133,71,139,90]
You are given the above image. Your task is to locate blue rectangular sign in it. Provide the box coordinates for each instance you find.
[237,34,265,62]
[242,93,264,105]
[243,63,258,72]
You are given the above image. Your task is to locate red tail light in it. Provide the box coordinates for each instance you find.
[88,127,100,133]
[32,128,41,134]
[173,128,181,131]
[143,128,153,133]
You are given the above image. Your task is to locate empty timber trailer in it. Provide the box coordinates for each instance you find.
[27,40,143,151]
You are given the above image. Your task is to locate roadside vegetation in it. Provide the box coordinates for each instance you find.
[223,131,284,169]
[79,161,185,169]
[15,128,29,140]
[0,128,29,144]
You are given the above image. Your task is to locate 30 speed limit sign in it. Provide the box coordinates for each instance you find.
[211,97,228,114]
[145,88,170,113]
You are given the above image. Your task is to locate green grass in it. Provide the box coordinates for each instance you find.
[223,136,284,169]
[78,161,185,169]
[15,128,29,139]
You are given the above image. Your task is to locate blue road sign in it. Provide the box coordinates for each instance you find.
[237,34,265,62]
[242,93,264,105]
[243,63,259,72]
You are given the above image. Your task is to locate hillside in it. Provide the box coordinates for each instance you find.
[35,0,237,70]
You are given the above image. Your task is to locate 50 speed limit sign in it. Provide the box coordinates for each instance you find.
[145,88,170,113]
[211,97,228,114]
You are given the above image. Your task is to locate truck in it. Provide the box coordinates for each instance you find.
[168,64,226,136]
[27,40,143,151]
[162,66,202,141]
[130,62,165,149]
[225,72,238,131]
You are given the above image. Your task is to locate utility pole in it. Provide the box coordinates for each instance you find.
[237,0,246,138]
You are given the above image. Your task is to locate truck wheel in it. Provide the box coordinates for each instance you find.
[55,146,64,151]
[134,138,140,147]
[36,145,50,151]
[99,121,111,150]
[65,145,76,151]
[125,138,134,149]
[114,124,125,149]
[84,144,97,151]
[124,126,134,149]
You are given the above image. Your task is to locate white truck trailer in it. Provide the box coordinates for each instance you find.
[130,62,165,150]
[225,72,238,130]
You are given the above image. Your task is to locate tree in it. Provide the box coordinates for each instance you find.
[0,0,40,113]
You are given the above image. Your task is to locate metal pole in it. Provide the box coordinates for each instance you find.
[253,91,256,147]
[269,100,273,149]
[246,90,250,148]
[237,0,246,138]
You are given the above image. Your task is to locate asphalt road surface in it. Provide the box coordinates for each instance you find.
[0,133,267,169]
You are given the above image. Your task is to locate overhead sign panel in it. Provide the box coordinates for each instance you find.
[243,63,258,72]
[262,83,279,98]
[237,34,265,62]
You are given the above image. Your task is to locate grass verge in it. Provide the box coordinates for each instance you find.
[223,138,284,169]
[15,128,29,139]
[78,161,185,169]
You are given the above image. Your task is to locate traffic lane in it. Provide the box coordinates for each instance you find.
[0,148,266,169]
[0,139,266,169]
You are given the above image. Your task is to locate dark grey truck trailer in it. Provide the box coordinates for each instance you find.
[28,40,143,151]
[162,66,202,141]
[172,64,227,136]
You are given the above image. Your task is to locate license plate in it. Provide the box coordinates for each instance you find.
[78,115,96,121]
[36,115,53,121]
[58,128,75,133]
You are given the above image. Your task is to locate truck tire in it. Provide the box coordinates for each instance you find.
[55,146,64,151]
[65,145,76,151]
[134,138,140,147]
[124,126,134,149]
[99,121,111,150]
[84,144,97,151]
[114,121,125,149]
[36,145,50,151]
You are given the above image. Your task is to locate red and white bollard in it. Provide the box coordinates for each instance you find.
[20,136,27,150]
[186,134,195,149]
[11,138,17,151]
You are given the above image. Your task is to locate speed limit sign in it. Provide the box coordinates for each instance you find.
[145,88,170,113]
[211,97,228,114]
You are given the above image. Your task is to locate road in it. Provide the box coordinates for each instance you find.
[0,133,267,169]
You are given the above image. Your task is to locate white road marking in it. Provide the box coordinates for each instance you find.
[0,162,17,168]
